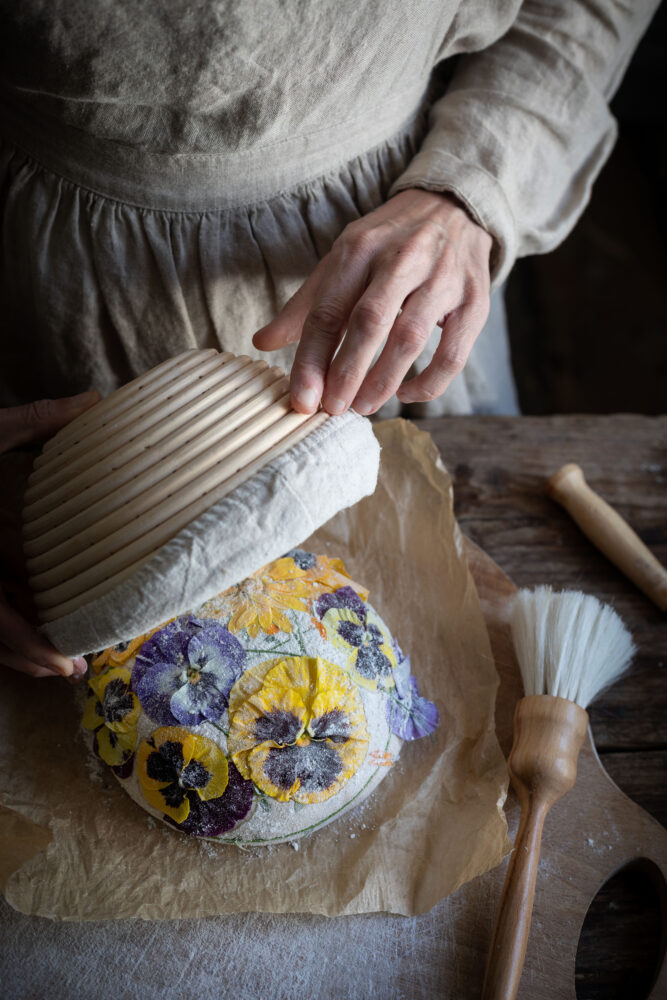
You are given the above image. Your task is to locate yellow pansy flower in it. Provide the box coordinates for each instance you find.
[314,585,397,691]
[137,727,229,825]
[82,667,141,767]
[199,551,369,639]
[202,568,311,639]
[228,656,369,804]
[271,550,369,602]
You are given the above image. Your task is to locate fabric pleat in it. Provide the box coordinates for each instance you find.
[0,120,518,414]
[0,120,432,405]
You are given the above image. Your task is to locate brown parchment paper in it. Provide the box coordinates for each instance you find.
[0,418,510,920]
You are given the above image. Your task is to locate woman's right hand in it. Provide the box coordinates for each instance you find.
[0,392,100,678]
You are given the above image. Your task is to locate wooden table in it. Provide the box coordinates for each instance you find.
[1,412,664,999]
[419,413,666,1000]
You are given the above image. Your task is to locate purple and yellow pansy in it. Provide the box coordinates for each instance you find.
[136,726,253,836]
[314,586,397,690]
[82,667,141,770]
[228,656,369,804]
[131,616,246,726]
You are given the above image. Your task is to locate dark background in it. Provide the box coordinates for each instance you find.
[506,3,667,416]
[504,9,666,997]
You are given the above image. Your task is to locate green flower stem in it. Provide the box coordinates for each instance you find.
[293,618,307,656]
[243,646,293,656]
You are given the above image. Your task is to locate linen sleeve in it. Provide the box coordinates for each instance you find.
[388,1,660,286]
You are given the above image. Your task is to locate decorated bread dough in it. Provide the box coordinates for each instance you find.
[81,551,439,845]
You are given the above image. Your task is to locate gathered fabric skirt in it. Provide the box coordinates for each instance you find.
[0,101,518,414]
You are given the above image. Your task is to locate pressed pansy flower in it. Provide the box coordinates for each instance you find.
[315,587,396,690]
[386,651,439,741]
[91,619,175,674]
[200,551,369,639]
[279,550,369,602]
[132,617,246,726]
[137,727,253,836]
[82,667,141,769]
[169,760,254,837]
[228,656,369,804]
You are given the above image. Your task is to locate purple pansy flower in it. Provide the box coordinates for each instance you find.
[314,585,366,620]
[386,651,439,741]
[283,548,317,570]
[112,755,135,780]
[163,760,254,838]
[132,616,246,726]
[315,586,395,687]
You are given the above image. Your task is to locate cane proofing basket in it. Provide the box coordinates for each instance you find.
[22,349,380,657]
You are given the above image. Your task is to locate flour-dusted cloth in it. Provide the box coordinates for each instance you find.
[41,409,380,657]
[0,892,487,1000]
[0,1,658,413]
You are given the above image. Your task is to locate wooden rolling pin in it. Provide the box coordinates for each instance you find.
[545,463,667,612]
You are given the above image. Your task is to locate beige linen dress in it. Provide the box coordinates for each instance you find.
[0,4,662,993]
[0,0,658,412]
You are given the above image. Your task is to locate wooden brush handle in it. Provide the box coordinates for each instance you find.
[482,696,589,1000]
[545,463,667,612]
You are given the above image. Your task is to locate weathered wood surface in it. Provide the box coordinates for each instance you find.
[424,415,667,803]
[423,414,667,999]
[464,534,666,1000]
[3,413,665,1000]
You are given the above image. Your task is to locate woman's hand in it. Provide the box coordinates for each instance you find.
[0,391,100,679]
[253,189,493,415]
[0,391,100,452]
[0,597,88,678]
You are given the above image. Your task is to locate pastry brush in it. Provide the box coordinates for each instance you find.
[482,586,635,1000]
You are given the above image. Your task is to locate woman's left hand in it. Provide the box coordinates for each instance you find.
[0,391,100,680]
[253,189,493,415]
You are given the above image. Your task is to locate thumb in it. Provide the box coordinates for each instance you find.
[0,390,101,453]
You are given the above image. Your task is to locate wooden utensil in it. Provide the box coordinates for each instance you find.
[546,462,667,612]
[482,587,636,1000]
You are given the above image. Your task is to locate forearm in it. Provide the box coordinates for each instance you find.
[389,0,660,285]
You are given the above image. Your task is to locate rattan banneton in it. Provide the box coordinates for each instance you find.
[23,349,329,623]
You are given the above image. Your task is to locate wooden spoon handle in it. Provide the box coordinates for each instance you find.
[545,463,667,612]
[482,801,548,1000]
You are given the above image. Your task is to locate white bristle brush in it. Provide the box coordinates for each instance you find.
[482,586,636,1000]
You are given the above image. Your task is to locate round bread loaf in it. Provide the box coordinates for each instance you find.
[81,550,438,845]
